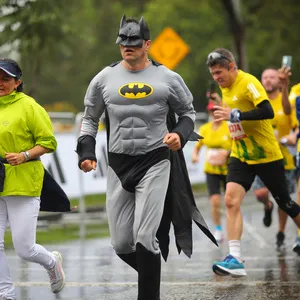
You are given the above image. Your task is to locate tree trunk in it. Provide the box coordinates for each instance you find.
[221,0,248,71]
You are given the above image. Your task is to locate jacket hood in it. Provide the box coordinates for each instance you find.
[0,91,26,106]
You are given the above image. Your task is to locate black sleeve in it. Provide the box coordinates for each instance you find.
[75,135,97,169]
[239,100,274,121]
[171,116,194,147]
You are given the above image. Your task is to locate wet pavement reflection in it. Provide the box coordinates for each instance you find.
[7,195,300,299]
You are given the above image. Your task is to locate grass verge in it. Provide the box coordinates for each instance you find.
[69,183,207,208]
[4,183,207,249]
[5,222,110,249]
[70,193,106,208]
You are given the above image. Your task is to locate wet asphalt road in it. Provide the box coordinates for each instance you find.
[6,194,300,300]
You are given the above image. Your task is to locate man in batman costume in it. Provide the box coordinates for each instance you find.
[76,15,217,300]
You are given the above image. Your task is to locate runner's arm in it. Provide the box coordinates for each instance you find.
[239,100,274,121]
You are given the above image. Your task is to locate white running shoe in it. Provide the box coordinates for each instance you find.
[47,251,66,294]
[214,230,223,243]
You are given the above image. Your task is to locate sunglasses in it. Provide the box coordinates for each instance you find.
[206,52,231,64]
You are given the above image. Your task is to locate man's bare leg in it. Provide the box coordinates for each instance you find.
[212,182,247,277]
[254,187,273,227]
[210,194,223,242]
[292,178,300,255]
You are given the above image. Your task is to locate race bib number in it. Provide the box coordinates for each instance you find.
[228,122,247,140]
[206,148,230,166]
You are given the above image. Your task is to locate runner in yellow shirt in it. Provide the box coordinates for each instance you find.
[206,48,300,278]
[289,83,300,105]
[252,68,298,254]
[290,83,300,253]
[192,101,232,243]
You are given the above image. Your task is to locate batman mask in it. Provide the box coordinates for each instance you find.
[116,15,150,48]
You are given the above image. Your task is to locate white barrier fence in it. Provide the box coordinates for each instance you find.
[40,131,207,199]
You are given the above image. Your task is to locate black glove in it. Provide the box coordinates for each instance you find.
[76,135,97,169]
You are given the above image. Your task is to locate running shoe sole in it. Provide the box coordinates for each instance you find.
[52,251,66,293]
[212,264,247,277]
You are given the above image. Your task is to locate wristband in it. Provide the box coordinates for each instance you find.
[229,109,241,123]
[280,137,288,145]
[22,151,30,161]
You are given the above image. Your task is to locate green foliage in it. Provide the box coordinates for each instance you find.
[0,0,74,97]
[243,0,300,85]
[1,0,299,112]
[144,0,231,110]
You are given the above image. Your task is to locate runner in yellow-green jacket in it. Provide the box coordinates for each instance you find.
[0,58,65,299]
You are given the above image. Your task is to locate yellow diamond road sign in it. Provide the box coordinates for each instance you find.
[149,27,189,70]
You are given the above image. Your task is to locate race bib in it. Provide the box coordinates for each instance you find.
[228,122,247,140]
[206,148,230,166]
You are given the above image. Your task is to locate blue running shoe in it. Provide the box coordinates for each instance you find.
[212,254,247,277]
[292,236,300,256]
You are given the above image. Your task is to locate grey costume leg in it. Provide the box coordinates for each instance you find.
[135,159,170,300]
[106,166,135,255]
[134,159,170,253]
[107,159,170,300]
[106,159,171,254]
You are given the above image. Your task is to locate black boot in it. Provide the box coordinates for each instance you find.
[136,242,161,300]
[117,252,138,271]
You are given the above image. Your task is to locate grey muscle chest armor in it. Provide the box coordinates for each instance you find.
[80,62,195,155]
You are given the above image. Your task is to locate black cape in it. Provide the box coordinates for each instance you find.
[40,168,71,212]
[0,157,71,212]
[157,111,218,261]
